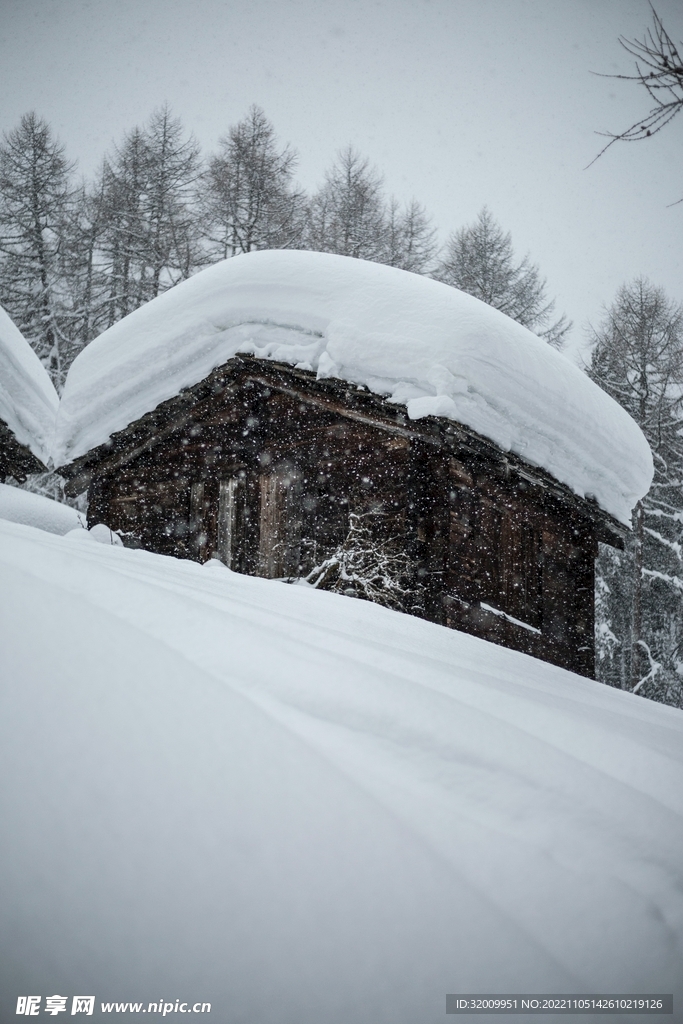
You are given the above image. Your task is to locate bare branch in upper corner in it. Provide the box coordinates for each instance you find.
[588,5,683,168]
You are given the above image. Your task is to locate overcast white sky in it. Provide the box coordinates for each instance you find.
[2,0,681,360]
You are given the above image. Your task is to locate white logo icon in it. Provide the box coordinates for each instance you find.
[16,997,41,1016]
[71,998,95,1016]
[45,996,68,1016]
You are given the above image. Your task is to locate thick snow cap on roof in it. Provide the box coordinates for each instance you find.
[55,250,652,524]
[0,305,58,467]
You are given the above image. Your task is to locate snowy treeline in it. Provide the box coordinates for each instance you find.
[590,280,683,709]
[0,105,569,389]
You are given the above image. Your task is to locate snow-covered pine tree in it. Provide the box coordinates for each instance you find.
[0,112,79,386]
[94,107,202,327]
[97,127,147,324]
[142,107,202,296]
[59,177,111,354]
[589,278,683,708]
[305,147,389,262]
[435,207,571,347]
[305,148,438,274]
[384,198,438,274]
[200,106,306,259]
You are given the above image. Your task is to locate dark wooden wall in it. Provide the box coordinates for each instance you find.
[0,420,46,482]
[83,359,600,678]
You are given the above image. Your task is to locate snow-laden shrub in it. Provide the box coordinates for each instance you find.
[305,511,419,613]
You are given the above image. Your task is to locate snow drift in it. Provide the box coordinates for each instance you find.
[1,520,681,1023]
[0,482,83,535]
[0,304,58,467]
[53,251,652,524]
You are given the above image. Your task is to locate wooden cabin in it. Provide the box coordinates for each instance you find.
[59,352,627,678]
[53,251,652,679]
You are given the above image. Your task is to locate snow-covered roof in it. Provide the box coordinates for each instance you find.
[0,482,83,535]
[0,304,58,468]
[54,250,653,524]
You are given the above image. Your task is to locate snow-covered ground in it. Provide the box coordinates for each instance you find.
[54,251,652,524]
[0,482,84,535]
[1,518,681,1023]
[0,305,58,467]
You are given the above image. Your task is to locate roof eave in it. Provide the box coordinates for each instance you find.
[55,355,632,547]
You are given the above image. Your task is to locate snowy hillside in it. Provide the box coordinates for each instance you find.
[1,519,681,1023]
[53,250,652,524]
[0,304,58,467]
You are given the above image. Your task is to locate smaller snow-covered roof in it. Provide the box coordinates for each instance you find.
[54,251,652,524]
[0,482,83,535]
[0,305,58,469]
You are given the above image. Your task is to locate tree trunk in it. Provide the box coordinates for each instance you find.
[630,500,644,690]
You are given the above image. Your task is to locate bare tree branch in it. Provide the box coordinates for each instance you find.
[589,5,683,168]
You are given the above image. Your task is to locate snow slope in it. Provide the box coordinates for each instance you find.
[0,482,83,535]
[1,520,681,1023]
[53,251,651,524]
[0,304,58,467]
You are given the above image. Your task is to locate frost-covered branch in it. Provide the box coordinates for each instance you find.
[305,511,419,612]
[642,526,682,561]
[641,567,683,592]
[632,639,662,694]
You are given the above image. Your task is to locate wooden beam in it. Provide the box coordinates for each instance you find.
[245,373,442,446]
